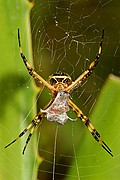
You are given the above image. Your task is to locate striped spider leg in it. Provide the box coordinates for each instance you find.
[5,112,44,154]
[65,29,104,92]
[68,99,113,156]
[18,29,55,92]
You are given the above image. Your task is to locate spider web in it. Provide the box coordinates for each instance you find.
[29,0,120,179]
[1,0,120,180]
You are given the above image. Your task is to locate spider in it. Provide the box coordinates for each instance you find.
[5,29,113,156]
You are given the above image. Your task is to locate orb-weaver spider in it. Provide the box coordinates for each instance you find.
[5,29,113,156]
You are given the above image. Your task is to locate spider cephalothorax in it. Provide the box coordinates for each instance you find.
[5,29,113,156]
[49,71,72,91]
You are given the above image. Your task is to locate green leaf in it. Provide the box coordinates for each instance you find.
[0,1,42,179]
[66,74,120,180]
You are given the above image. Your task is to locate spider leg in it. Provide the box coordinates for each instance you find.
[5,113,44,154]
[5,123,33,148]
[68,99,113,156]
[22,126,35,154]
[65,29,104,92]
[18,29,55,92]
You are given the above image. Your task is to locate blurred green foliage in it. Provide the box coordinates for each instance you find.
[0,1,41,179]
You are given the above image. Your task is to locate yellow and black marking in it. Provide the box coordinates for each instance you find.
[22,126,35,154]
[49,71,72,86]
[68,99,113,157]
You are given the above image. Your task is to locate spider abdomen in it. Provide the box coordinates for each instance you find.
[41,91,72,124]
